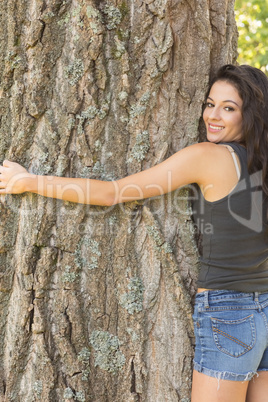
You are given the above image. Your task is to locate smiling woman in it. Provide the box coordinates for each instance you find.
[0,64,268,402]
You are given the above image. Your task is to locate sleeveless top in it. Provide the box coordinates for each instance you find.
[192,142,268,292]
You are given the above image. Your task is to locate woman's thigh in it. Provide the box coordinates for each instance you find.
[246,371,268,402]
[191,370,249,402]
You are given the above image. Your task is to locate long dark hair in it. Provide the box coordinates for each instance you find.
[209,64,268,207]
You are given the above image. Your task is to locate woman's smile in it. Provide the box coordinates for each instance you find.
[208,123,225,132]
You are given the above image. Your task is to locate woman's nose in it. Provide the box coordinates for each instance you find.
[209,107,220,120]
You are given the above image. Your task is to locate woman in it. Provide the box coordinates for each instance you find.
[0,64,267,402]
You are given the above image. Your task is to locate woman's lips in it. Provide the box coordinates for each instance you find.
[208,123,224,132]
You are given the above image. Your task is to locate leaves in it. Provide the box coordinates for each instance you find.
[235,0,268,74]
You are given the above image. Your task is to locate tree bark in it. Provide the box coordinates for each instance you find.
[0,0,237,401]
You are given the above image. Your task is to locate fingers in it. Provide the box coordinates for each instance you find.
[3,160,12,167]
[0,161,28,194]
[0,180,7,193]
[0,160,11,171]
[0,161,18,181]
[0,169,6,179]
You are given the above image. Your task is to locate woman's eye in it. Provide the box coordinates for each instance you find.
[224,106,235,111]
[205,102,214,108]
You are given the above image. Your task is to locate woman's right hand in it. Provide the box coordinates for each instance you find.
[0,160,32,194]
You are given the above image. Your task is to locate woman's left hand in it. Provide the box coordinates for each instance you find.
[0,160,31,194]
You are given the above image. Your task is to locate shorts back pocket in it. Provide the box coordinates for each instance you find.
[211,314,256,358]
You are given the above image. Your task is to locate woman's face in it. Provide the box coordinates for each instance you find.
[203,80,243,143]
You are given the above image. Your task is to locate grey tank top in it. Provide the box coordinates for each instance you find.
[192,142,268,292]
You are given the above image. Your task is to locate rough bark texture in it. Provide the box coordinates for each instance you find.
[0,1,237,401]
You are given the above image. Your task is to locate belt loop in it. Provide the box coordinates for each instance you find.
[254,292,262,312]
[204,290,210,309]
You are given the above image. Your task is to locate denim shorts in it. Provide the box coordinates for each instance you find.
[193,289,268,381]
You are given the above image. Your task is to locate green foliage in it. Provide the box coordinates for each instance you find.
[235,0,268,73]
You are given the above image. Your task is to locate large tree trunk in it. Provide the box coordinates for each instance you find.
[0,1,237,401]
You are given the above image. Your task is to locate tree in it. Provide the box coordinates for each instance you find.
[0,1,237,401]
[235,0,268,73]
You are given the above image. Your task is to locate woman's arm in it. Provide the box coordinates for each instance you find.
[0,161,116,206]
[0,142,212,205]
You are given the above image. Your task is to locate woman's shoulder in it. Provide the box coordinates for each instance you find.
[184,141,233,156]
[183,142,243,200]
[172,142,235,170]
[186,141,246,155]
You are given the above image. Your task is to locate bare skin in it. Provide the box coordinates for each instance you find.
[0,141,242,203]
[191,370,249,402]
[191,371,268,402]
[246,371,268,402]
[0,81,266,402]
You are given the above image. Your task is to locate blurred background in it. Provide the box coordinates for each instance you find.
[235,0,268,74]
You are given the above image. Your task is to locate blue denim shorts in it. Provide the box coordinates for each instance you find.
[193,290,268,381]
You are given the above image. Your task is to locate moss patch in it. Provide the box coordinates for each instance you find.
[128,130,150,163]
[64,59,84,86]
[103,5,122,30]
[119,277,144,314]
[90,330,125,373]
